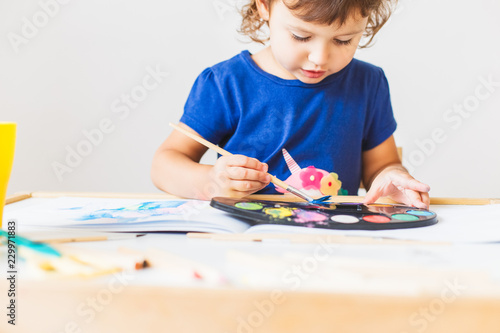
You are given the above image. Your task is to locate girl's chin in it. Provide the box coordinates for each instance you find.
[296,74,328,84]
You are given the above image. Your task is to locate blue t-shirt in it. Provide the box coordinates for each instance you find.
[180,50,397,195]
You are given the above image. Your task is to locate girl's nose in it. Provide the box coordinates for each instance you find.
[308,43,330,67]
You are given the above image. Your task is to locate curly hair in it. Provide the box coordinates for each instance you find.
[240,0,397,48]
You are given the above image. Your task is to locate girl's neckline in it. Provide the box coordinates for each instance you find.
[241,50,353,87]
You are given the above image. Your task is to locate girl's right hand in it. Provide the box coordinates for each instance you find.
[208,155,271,198]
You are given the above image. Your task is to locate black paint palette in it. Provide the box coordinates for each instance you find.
[210,197,438,230]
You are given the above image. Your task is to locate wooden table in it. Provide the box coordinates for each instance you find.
[1,192,500,333]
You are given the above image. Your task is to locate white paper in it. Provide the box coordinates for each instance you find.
[4,198,500,243]
[3,197,250,233]
[248,204,500,243]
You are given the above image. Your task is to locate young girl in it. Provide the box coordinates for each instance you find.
[151,0,430,209]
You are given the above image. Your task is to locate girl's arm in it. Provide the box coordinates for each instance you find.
[151,123,270,200]
[361,135,430,208]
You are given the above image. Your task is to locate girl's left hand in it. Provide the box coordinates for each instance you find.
[362,165,431,209]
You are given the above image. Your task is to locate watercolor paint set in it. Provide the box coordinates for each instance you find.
[210,198,438,230]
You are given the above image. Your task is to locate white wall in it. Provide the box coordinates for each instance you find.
[1,0,499,198]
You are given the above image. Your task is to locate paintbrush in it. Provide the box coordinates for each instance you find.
[169,123,330,203]
[0,229,61,257]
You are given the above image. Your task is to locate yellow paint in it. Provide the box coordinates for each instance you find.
[0,123,16,228]
[263,207,295,219]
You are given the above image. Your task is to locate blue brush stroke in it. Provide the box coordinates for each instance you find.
[137,201,185,210]
[72,200,189,222]
[76,212,116,221]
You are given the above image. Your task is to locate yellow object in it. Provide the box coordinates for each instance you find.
[0,123,16,229]
[320,172,342,196]
[263,207,295,218]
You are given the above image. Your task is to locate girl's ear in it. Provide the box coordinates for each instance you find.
[255,0,271,21]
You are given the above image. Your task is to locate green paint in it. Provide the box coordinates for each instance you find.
[392,213,419,221]
[235,202,263,211]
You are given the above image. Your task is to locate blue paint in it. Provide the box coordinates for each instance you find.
[311,195,332,204]
[406,210,434,216]
[76,212,116,221]
[73,200,190,223]
[139,201,185,210]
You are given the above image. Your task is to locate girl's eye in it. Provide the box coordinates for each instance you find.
[334,39,353,46]
[291,33,311,42]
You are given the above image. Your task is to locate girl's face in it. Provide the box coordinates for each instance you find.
[257,0,368,84]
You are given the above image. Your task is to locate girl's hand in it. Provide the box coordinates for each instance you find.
[208,155,271,198]
[362,165,431,209]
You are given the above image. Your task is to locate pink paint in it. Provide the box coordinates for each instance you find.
[293,210,328,223]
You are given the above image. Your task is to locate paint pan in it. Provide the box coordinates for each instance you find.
[210,197,438,231]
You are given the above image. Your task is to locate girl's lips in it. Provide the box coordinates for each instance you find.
[301,69,326,79]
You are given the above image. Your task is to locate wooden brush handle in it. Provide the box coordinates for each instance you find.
[169,123,288,190]
[169,123,231,157]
